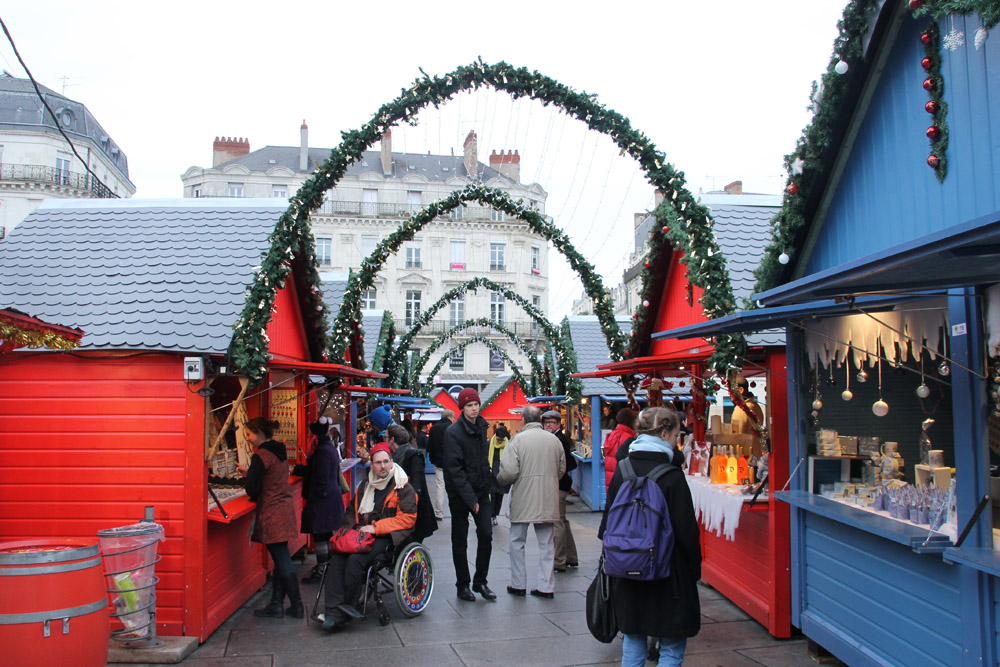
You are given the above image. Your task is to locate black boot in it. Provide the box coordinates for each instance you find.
[254,574,285,618]
[284,570,304,619]
[301,553,327,584]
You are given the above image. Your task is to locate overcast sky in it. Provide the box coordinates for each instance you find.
[1,1,848,318]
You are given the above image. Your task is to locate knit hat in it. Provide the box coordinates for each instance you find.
[308,416,331,436]
[369,405,394,431]
[541,409,561,422]
[369,442,391,460]
[458,388,481,409]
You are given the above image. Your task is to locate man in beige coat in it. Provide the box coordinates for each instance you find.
[497,405,566,598]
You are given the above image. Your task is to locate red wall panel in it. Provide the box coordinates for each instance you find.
[649,253,713,358]
[267,276,309,361]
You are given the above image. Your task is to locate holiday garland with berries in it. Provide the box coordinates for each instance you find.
[754,0,997,297]
[407,318,547,391]
[418,336,534,398]
[0,319,82,352]
[229,60,736,393]
[388,275,568,385]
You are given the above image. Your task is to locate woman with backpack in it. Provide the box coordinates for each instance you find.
[598,407,701,667]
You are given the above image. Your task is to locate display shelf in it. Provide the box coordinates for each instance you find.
[208,495,256,523]
[776,490,952,554]
[942,547,1000,578]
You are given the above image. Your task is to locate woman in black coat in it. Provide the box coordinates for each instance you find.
[598,407,701,667]
[295,418,346,583]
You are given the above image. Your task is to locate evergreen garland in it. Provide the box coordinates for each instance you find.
[407,317,547,391]
[331,184,624,369]
[388,276,568,382]
[0,320,82,351]
[370,311,396,375]
[752,0,883,299]
[559,317,584,403]
[418,336,532,399]
[921,22,949,182]
[912,0,1000,30]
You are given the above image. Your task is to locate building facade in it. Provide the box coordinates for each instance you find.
[181,124,550,389]
[0,73,134,236]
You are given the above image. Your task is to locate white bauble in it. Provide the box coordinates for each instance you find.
[835,60,849,74]
[812,398,823,411]
[872,399,889,417]
[916,383,931,398]
[841,389,853,401]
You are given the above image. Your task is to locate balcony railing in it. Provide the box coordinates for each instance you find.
[393,319,546,339]
[315,200,521,221]
[0,163,114,198]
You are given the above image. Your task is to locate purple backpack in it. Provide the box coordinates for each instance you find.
[602,458,675,581]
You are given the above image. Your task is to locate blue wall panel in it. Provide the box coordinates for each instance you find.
[801,514,962,666]
[804,14,1000,275]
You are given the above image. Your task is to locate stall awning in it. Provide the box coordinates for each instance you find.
[340,386,411,395]
[652,294,915,341]
[268,359,387,379]
[754,209,1000,306]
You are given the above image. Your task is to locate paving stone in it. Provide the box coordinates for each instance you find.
[452,633,624,667]
[395,613,566,646]
[687,620,787,654]
[225,620,400,656]
[679,649,768,667]
[738,643,820,667]
[701,599,753,623]
[274,644,465,667]
[542,610,591,636]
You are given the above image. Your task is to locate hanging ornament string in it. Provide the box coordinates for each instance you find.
[873,333,890,417]
[842,356,854,401]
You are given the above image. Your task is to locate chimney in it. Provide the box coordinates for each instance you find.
[299,120,309,171]
[380,130,392,176]
[212,136,250,167]
[463,131,478,179]
[723,180,743,195]
[489,149,521,182]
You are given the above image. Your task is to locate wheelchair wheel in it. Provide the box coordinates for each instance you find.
[377,606,390,626]
[393,542,433,617]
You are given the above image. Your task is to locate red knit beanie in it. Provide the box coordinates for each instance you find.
[369,442,391,460]
[458,388,481,409]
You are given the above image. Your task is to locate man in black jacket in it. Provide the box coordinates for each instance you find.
[443,389,496,602]
[542,410,578,572]
[427,410,452,521]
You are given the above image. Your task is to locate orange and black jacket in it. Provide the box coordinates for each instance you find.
[345,478,417,547]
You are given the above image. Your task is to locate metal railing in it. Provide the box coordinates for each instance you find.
[0,162,114,198]
[316,200,520,221]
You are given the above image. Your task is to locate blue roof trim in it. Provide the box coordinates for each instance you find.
[652,294,917,341]
[755,209,1000,306]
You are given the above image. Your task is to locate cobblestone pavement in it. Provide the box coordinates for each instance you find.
[113,483,827,667]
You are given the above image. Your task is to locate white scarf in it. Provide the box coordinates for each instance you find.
[358,463,409,515]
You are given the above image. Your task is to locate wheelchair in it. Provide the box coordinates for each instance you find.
[312,540,434,626]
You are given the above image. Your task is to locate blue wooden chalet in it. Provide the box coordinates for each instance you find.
[655,1,1000,664]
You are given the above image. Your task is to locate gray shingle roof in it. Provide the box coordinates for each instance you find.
[319,273,349,316]
[567,316,632,396]
[703,194,784,347]
[360,312,386,369]
[0,73,131,181]
[217,148,511,183]
[0,198,289,353]
[480,372,515,405]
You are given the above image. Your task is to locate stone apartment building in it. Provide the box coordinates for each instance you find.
[0,72,134,237]
[181,124,551,389]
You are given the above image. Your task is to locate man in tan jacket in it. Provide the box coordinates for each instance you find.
[497,405,566,599]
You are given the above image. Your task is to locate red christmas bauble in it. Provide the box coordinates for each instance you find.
[787,183,799,195]
[662,226,669,234]
[928,154,940,168]
[921,32,931,45]
[909,0,923,8]
[926,125,940,139]
[632,313,638,319]
[921,57,932,70]
[923,77,935,91]
[644,261,651,268]
[925,100,939,114]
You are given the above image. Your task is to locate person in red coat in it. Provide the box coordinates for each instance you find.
[602,408,637,490]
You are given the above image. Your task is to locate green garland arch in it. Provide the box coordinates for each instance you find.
[407,318,547,392]
[331,184,624,367]
[370,310,396,375]
[419,336,534,399]
[231,60,736,384]
[389,276,568,386]
[482,372,529,410]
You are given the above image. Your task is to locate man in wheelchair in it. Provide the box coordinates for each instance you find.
[320,443,417,632]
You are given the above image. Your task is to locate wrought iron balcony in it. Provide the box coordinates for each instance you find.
[316,200,516,221]
[392,318,547,339]
[0,163,114,198]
